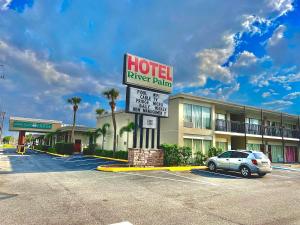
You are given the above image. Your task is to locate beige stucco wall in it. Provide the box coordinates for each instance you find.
[160,98,180,145]
[97,112,135,151]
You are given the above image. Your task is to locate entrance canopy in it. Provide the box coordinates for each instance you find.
[9,117,62,133]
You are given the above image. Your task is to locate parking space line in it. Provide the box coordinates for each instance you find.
[271,174,292,179]
[159,171,220,186]
[117,171,220,186]
[63,158,104,163]
[74,162,113,166]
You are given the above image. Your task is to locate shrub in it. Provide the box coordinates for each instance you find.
[83,144,97,155]
[55,142,74,155]
[47,147,57,153]
[208,147,223,158]
[93,149,128,160]
[194,151,207,165]
[161,144,192,166]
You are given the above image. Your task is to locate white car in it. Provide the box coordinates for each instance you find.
[206,150,272,177]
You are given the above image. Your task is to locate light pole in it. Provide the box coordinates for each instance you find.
[0,65,5,144]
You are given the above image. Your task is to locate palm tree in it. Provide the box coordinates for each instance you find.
[96,123,110,150]
[103,88,119,155]
[67,97,82,143]
[119,122,135,150]
[85,130,96,146]
[95,108,105,117]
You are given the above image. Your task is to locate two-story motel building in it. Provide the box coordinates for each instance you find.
[97,93,300,163]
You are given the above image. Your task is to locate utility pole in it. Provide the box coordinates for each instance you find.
[0,112,5,143]
[0,65,5,143]
[0,65,4,79]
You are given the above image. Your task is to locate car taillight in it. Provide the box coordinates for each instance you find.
[252,159,258,165]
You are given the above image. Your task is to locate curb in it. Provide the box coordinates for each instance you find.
[97,165,207,172]
[85,155,128,163]
[31,148,69,157]
[272,166,300,172]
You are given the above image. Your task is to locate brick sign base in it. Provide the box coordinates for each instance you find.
[128,148,164,167]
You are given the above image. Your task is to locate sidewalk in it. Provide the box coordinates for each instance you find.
[272,163,300,172]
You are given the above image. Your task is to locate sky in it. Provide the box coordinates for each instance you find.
[0,0,300,136]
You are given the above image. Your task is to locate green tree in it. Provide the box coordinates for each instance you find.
[3,136,12,144]
[25,134,33,143]
[96,123,110,150]
[119,122,135,150]
[103,88,119,155]
[95,108,105,117]
[67,97,82,143]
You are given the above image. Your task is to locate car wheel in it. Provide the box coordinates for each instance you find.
[240,166,251,178]
[208,162,216,172]
[258,173,266,177]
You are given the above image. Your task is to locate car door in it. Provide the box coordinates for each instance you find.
[230,151,248,171]
[217,151,232,169]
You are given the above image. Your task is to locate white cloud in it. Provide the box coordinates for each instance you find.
[195,34,235,86]
[267,0,294,16]
[262,92,271,98]
[190,82,240,100]
[241,15,271,35]
[234,51,257,67]
[0,0,12,11]
[283,92,300,100]
[268,25,286,46]
[263,99,293,110]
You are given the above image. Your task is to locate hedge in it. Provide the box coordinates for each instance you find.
[161,144,192,166]
[55,142,74,155]
[34,145,57,154]
[83,148,128,160]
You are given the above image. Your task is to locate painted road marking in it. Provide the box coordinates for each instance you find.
[160,171,220,186]
[271,174,292,179]
[118,171,220,186]
[74,162,113,166]
[110,221,133,225]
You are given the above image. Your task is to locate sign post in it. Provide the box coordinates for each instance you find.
[123,53,173,166]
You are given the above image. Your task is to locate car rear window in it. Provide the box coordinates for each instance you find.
[253,152,268,159]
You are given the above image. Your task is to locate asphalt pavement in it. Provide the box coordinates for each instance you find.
[1,148,300,225]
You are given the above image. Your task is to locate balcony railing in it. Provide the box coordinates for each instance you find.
[215,119,300,139]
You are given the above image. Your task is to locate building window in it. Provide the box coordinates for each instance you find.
[184,104,192,123]
[247,143,261,151]
[184,138,212,156]
[216,141,227,151]
[245,118,261,125]
[183,104,211,129]
[216,113,226,120]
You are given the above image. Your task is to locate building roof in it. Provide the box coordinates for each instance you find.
[171,93,299,119]
[10,116,62,124]
[56,126,96,132]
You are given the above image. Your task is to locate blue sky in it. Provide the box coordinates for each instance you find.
[0,0,300,136]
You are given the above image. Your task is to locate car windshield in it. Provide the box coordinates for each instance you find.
[253,152,268,159]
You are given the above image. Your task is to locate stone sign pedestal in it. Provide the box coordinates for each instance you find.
[128,148,164,167]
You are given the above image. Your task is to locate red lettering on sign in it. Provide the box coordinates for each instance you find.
[127,55,138,72]
[139,59,150,74]
[149,61,158,77]
[166,66,172,81]
[158,65,166,79]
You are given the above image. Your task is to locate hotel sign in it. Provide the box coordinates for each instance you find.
[123,53,173,93]
[126,87,169,117]
[13,121,52,130]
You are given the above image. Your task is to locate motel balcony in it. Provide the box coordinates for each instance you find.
[215,119,300,139]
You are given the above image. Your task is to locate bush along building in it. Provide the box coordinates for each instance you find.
[97,93,300,163]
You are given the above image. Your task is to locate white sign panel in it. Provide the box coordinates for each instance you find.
[127,87,169,117]
[143,116,157,129]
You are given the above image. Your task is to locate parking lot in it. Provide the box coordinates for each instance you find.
[1,148,300,225]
